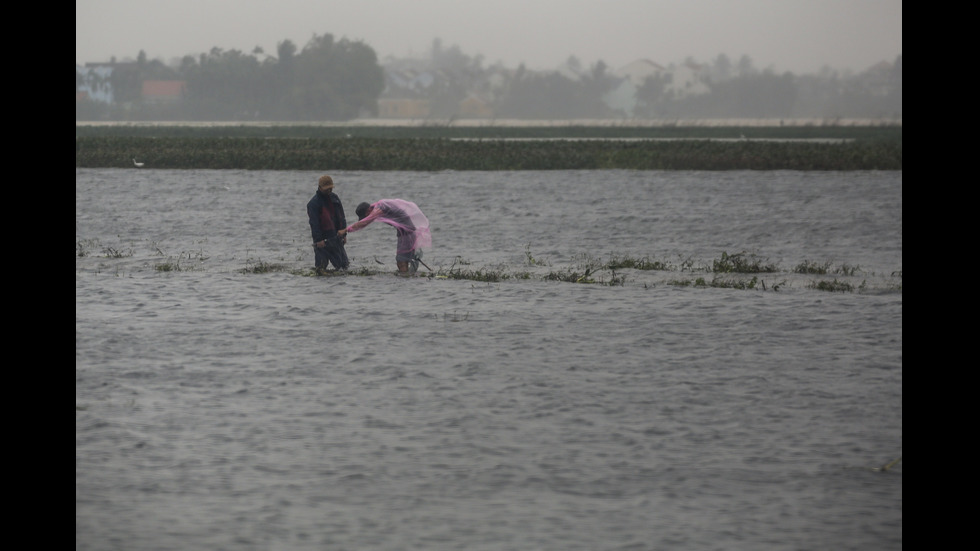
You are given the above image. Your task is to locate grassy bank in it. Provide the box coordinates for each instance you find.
[75,125,901,170]
[74,123,901,140]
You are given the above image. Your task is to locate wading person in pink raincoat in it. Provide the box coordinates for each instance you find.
[339,199,431,274]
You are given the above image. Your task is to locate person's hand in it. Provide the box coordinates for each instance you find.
[338,229,347,237]
[315,240,325,248]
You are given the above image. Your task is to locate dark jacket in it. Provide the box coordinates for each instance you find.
[307,191,347,243]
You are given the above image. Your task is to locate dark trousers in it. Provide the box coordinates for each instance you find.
[314,237,349,270]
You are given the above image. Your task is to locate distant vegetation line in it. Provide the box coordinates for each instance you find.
[75,127,901,171]
[75,124,901,141]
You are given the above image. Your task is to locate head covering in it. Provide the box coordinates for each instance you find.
[356,202,372,220]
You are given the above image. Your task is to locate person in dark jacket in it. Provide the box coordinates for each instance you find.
[306,175,349,273]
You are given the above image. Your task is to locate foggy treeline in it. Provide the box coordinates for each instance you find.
[76,34,902,122]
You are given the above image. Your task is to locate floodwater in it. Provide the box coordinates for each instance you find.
[76,168,902,550]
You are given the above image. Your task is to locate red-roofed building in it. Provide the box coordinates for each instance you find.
[142,80,186,103]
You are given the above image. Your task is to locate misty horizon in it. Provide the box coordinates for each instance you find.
[76,0,901,76]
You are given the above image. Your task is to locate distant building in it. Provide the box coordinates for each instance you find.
[378,98,431,118]
[602,80,639,116]
[457,94,493,119]
[860,60,900,96]
[76,65,114,104]
[666,60,710,98]
[614,59,666,87]
[602,59,669,116]
[602,59,711,116]
[142,80,186,103]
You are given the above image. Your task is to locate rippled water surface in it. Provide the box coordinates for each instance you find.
[76,169,902,550]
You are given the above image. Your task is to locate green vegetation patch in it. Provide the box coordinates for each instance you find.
[711,251,778,273]
[75,128,902,171]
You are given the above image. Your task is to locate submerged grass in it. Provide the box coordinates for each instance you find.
[76,238,135,259]
[241,259,289,274]
[440,256,511,282]
[76,239,896,293]
[605,254,673,271]
[544,267,597,284]
[155,259,183,272]
[807,279,858,292]
[664,276,769,290]
[242,248,896,293]
[795,259,862,276]
[712,251,778,273]
[153,247,210,272]
[442,267,510,282]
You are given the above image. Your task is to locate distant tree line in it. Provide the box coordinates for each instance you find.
[77,33,384,121]
[76,34,901,122]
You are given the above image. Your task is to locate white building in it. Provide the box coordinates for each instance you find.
[76,65,114,104]
[603,59,711,116]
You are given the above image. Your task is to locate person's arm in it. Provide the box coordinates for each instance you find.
[342,207,381,235]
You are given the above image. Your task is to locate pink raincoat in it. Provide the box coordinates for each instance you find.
[346,199,432,255]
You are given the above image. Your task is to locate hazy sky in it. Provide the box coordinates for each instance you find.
[76,0,901,74]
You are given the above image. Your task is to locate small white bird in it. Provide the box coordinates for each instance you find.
[133,158,144,168]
